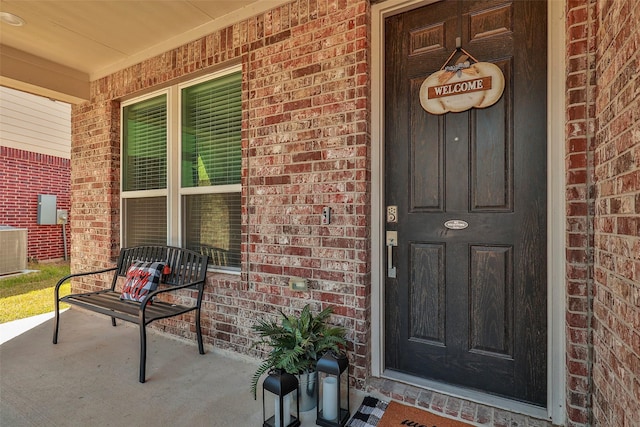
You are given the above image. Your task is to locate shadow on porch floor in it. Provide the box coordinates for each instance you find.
[0,308,363,426]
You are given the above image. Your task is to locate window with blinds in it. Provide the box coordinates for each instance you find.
[180,71,242,269]
[121,67,242,271]
[123,95,167,191]
[182,193,241,268]
[124,197,167,247]
[122,95,168,247]
[181,72,241,188]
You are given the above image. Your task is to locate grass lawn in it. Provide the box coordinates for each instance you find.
[0,262,71,323]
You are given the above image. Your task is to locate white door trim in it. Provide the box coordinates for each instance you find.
[370,0,566,424]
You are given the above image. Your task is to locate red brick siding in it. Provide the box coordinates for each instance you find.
[566,1,597,425]
[70,0,371,385]
[70,100,121,277]
[0,146,71,261]
[592,1,640,426]
[67,1,640,425]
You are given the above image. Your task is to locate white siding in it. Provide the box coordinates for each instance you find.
[0,86,71,159]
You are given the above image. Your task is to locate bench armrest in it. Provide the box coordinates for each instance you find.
[54,267,118,298]
[140,279,206,313]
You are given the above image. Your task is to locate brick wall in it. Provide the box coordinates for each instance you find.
[67,0,640,424]
[592,1,640,426]
[565,1,597,425]
[70,0,371,385]
[0,146,71,261]
[71,100,120,277]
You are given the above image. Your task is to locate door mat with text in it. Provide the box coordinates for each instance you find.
[347,397,472,427]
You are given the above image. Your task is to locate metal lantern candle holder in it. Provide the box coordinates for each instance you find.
[316,351,350,427]
[262,370,301,427]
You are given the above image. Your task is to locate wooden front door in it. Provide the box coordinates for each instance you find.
[384,0,547,406]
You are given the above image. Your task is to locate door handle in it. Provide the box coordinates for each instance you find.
[386,231,398,278]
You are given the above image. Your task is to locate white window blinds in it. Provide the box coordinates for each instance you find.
[121,68,242,271]
[123,95,167,191]
[180,71,242,269]
[181,72,241,188]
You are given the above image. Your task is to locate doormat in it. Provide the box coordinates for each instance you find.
[347,397,472,427]
[347,396,388,426]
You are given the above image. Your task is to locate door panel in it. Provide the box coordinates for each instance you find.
[409,243,445,344]
[384,0,547,406]
[471,59,512,211]
[469,245,513,357]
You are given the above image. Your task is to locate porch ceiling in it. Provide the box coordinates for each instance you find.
[0,0,288,103]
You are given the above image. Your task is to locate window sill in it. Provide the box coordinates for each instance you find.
[206,267,240,276]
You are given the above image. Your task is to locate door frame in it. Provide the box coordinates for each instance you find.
[370,0,566,423]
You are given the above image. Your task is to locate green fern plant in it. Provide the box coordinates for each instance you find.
[250,304,346,399]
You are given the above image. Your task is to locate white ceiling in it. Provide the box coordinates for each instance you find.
[0,1,288,102]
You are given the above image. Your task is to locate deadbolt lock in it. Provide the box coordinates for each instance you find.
[386,205,398,223]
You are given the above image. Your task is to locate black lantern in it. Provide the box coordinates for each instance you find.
[262,369,301,427]
[316,351,350,427]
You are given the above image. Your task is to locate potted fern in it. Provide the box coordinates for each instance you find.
[250,304,347,411]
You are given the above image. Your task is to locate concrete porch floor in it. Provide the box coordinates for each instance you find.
[0,308,364,426]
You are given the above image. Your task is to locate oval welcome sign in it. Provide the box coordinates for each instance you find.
[419,62,505,115]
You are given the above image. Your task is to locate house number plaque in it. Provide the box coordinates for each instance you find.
[444,220,469,230]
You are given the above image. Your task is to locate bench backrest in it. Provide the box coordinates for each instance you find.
[114,246,208,287]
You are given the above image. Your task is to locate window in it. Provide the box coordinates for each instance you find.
[122,95,168,246]
[122,67,242,271]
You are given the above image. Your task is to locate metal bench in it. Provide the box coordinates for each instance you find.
[53,246,209,383]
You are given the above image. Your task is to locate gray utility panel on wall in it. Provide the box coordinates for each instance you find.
[37,194,57,225]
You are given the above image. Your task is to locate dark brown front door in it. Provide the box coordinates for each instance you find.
[384,0,547,405]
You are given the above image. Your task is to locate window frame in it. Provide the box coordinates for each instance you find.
[120,65,242,274]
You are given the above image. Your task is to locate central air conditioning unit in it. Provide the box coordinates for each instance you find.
[0,226,27,275]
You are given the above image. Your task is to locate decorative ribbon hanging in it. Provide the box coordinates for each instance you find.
[439,45,479,71]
